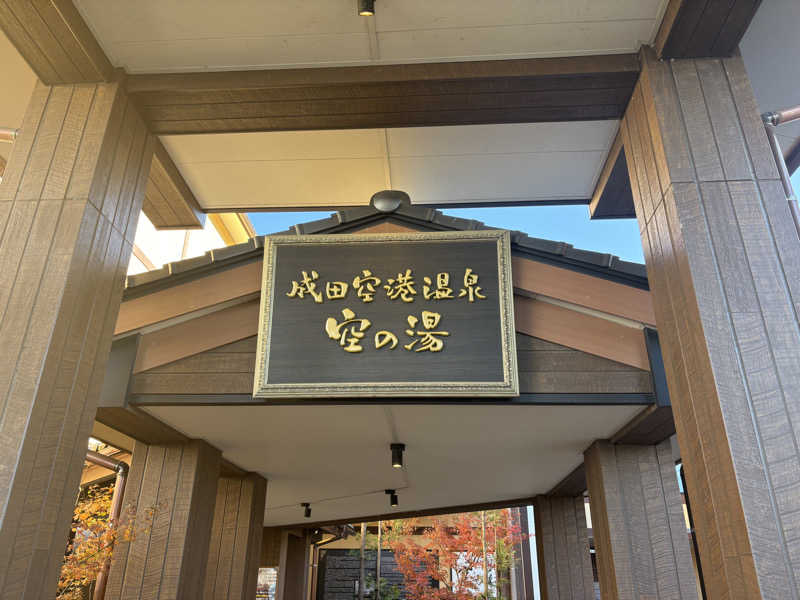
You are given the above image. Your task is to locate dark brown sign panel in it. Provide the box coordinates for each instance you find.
[253,230,517,398]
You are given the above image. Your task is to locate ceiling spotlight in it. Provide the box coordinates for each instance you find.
[390,443,405,468]
[386,489,398,507]
[358,0,375,16]
[302,502,311,518]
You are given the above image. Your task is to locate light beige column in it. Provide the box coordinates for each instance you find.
[0,80,153,599]
[533,496,593,600]
[204,474,268,600]
[584,440,696,599]
[105,440,222,600]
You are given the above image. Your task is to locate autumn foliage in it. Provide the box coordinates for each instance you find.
[57,485,158,600]
[381,510,525,600]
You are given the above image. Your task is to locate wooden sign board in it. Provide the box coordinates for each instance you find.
[253,230,517,398]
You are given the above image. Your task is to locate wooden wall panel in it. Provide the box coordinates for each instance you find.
[584,441,695,599]
[533,496,593,600]
[0,80,153,599]
[106,439,222,600]
[625,47,800,598]
[129,333,652,399]
[204,474,268,600]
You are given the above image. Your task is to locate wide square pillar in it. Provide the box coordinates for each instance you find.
[626,46,800,597]
[584,441,696,599]
[533,496,594,600]
[105,440,222,599]
[204,474,268,600]
[0,80,153,599]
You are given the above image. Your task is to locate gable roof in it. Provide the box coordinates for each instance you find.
[125,204,647,297]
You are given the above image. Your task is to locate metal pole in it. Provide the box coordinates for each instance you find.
[84,450,129,600]
[481,511,488,600]
[376,521,382,600]
[359,523,366,600]
[0,127,18,143]
[762,112,800,240]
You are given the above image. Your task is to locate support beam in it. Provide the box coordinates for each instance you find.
[0,0,113,84]
[533,496,594,600]
[125,54,640,134]
[584,441,696,599]
[654,0,763,59]
[205,474,268,600]
[276,531,309,600]
[144,137,205,229]
[0,79,153,599]
[106,439,222,600]
[627,45,800,597]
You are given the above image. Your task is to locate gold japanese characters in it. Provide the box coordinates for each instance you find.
[289,267,486,354]
[287,268,486,304]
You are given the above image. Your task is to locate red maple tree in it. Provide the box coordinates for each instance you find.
[382,510,525,600]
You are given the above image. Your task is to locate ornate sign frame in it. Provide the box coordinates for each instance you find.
[252,230,518,398]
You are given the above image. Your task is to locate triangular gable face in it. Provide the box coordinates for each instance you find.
[117,209,655,378]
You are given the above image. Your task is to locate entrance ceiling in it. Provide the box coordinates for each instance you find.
[160,121,619,210]
[74,0,667,72]
[142,403,643,526]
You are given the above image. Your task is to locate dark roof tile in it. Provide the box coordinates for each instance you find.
[124,205,648,292]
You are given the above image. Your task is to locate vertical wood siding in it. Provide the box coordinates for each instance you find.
[627,47,800,598]
[204,474,267,600]
[533,496,594,600]
[0,80,153,599]
[105,440,222,600]
[584,440,695,599]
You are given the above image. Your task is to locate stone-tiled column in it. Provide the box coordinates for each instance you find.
[204,474,268,600]
[105,440,222,599]
[0,80,153,599]
[627,46,800,597]
[533,496,593,600]
[584,440,695,599]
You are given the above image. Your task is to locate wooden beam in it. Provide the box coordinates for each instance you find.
[655,0,763,59]
[514,296,650,370]
[0,0,113,83]
[589,130,636,220]
[115,260,261,335]
[125,54,640,134]
[512,256,656,326]
[143,137,205,229]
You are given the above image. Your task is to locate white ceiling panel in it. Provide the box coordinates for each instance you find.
[162,121,617,210]
[391,151,605,204]
[75,0,668,72]
[377,19,655,63]
[143,403,644,526]
[387,122,617,156]
[177,158,387,209]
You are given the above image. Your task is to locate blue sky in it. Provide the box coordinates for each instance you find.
[248,204,646,263]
